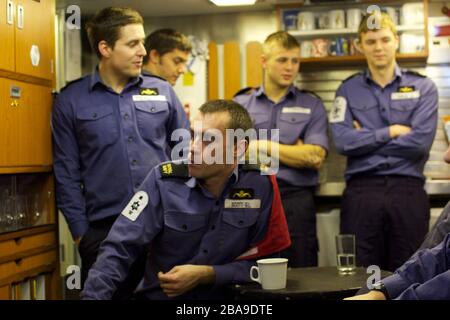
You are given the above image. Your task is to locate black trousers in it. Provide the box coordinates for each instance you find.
[340,175,430,272]
[278,182,318,267]
[78,215,147,300]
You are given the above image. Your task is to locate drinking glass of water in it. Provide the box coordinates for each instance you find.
[335,234,356,275]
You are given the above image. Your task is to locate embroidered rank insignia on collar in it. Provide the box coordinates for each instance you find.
[121,191,148,221]
[398,86,415,93]
[161,163,173,176]
[140,88,159,95]
[230,188,254,199]
[159,162,189,178]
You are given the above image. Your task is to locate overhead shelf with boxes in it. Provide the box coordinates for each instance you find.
[276,0,430,70]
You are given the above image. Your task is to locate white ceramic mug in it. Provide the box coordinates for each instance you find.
[300,41,314,58]
[329,10,345,29]
[346,9,362,29]
[250,258,288,290]
[318,13,329,29]
[297,11,315,30]
[401,3,424,26]
[385,7,398,25]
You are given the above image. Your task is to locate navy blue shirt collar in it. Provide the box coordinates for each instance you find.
[185,165,239,189]
[364,64,402,86]
[89,67,143,92]
[255,85,296,101]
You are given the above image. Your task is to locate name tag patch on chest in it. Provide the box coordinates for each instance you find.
[224,199,261,209]
[132,95,167,102]
[391,91,420,100]
[121,191,148,221]
[282,106,311,114]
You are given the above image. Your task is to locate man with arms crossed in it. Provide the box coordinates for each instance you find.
[330,12,438,271]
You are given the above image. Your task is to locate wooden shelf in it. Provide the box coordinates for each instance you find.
[0,166,53,174]
[0,262,57,288]
[277,0,430,69]
[0,225,56,242]
[299,53,428,70]
[289,25,425,37]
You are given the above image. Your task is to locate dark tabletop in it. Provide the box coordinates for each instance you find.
[231,266,393,300]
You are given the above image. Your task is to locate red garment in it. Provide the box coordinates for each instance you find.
[237,175,291,260]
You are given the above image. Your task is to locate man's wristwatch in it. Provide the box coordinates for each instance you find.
[371,281,390,299]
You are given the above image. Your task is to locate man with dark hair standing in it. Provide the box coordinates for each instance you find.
[330,12,438,271]
[234,31,329,268]
[81,100,291,300]
[143,29,192,117]
[143,28,192,86]
[52,7,189,298]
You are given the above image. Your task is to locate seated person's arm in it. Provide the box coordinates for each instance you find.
[248,139,326,170]
[81,172,162,300]
[346,233,450,300]
[158,265,216,298]
[158,175,285,298]
[158,262,257,298]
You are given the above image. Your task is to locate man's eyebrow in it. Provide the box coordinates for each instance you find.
[125,38,144,45]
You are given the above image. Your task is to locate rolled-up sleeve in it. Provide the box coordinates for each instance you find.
[304,99,329,151]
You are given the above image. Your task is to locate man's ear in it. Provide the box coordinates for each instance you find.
[261,53,268,70]
[394,35,400,51]
[235,139,248,159]
[354,38,363,54]
[149,49,161,64]
[98,40,112,58]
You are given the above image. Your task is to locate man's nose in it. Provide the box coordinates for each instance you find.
[190,135,202,150]
[179,63,187,74]
[137,42,146,56]
[286,60,297,71]
[374,41,382,50]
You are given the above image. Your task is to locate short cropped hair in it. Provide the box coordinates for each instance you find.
[86,7,144,58]
[199,100,254,134]
[358,11,397,39]
[262,31,300,56]
[143,29,192,64]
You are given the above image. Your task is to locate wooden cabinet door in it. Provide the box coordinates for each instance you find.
[0,78,18,166]
[15,0,54,80]
[0,78,52,167]
[0,284,12,299]
[0,0,16,72]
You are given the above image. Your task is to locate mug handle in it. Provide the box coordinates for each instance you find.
[250,266,260,283]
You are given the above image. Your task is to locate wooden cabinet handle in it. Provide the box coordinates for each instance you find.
[17,4,24,29]
[7,1,14,25]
